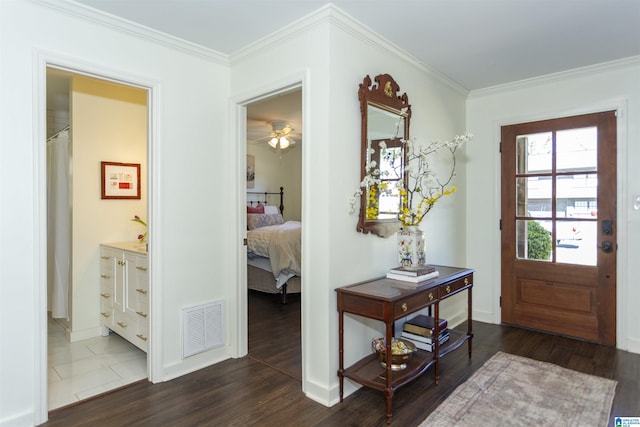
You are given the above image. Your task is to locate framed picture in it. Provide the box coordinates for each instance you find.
[246,155,255,189]
[101,161,141,199]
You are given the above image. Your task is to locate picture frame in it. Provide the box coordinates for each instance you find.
[101,161,141,199]
[246,155,255,189]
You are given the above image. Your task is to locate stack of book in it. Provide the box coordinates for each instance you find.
[386,265,439,284]
[400,314,449,352]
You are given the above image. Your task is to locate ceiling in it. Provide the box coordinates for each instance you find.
[72,0,640,91]
[50,1,639,140]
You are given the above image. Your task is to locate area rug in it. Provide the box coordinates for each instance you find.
[420,351,617,427]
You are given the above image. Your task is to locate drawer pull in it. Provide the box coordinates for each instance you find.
[428,292,434,301]
[464,278,469,285]
[118,260,125,266]
[136,311,148,318]
[401,303,408,312]
[100,274,111,279]
[101,256,110,260]
[136,334,148,341]
[446,285,451,294]
[117,321,128,328]
[100,312,111,318]
[100,293,111,299]
[136,288,148,295]
[136,266,148,272]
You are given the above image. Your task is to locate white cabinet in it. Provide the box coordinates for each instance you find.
[100,242,149,352]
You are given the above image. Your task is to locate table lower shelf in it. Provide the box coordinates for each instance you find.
[340,330,471,393]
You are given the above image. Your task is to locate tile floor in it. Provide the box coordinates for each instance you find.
[48,317,147,410]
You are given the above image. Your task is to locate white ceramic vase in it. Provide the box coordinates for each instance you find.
[397,226,426,269]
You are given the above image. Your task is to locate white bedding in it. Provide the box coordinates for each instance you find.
[247,221,301,289]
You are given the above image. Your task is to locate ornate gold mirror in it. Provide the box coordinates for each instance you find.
[357,74,411,237]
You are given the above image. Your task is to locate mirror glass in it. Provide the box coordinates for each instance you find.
[357,74,411,237]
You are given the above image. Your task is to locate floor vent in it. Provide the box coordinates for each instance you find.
[182,300,224,358]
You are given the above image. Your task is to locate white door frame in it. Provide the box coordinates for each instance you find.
[229,72,307,381]
[34,50,163,424]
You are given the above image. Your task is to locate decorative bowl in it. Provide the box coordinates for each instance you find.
[371,337,416,371]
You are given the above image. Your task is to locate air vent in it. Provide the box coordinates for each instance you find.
[182,300,224,358]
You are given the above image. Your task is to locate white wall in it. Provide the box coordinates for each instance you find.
[70,75,147,340]
[466,58,640,353]
[0,1,231,425]
[231,6,468,405]
[247,143,302,221]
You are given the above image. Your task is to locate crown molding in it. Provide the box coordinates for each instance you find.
[468,55,640,99]
[230,3,468,96]
[31,0,230,65]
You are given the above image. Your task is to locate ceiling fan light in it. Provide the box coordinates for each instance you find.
[279,137,290,149]
[268,137,278,148]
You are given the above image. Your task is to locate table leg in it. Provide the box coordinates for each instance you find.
[338,307,344,402]
[468,286,473,358]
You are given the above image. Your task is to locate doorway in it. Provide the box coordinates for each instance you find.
[244,88,303,380]
[500,111,617,345]
[46,67,149,409]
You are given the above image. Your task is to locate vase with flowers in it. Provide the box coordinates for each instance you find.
[350,115,472,269]
[131,215,147,244]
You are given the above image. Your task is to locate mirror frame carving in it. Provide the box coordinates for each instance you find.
[357,74,412,237]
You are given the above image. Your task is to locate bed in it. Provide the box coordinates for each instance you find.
[247,187,301,303]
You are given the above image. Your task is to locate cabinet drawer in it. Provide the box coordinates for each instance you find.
[100,306,114,327]
[113,311,136,335]
[438,274,472,299]
[394,289,438,317]
[135,322,149,351]
[135,299,149,324]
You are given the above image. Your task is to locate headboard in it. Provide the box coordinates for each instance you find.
[247,186,284,215]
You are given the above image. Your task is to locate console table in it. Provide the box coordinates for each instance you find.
[336,265,473,424]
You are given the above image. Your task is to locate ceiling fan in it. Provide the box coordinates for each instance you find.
[247,120,301,150]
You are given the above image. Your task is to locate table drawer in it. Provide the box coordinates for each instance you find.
[394,289,438,317]
[438,274,472,299]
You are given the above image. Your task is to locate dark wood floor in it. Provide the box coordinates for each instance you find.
[46,291,639,426]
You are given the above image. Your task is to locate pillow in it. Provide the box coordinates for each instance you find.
[264,205,279,214]
[247,204,264,214]
[247,213,284,230]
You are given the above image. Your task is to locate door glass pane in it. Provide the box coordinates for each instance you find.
[557,127,597,172]
[516,177,551,217]
[556,174,597,217]
[516,219,552,261]
[516,132,552,174]
[556,221,596,266]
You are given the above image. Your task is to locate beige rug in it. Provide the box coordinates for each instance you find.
[420,351,617,427]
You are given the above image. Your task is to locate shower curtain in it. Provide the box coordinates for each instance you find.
[47,127,70,319]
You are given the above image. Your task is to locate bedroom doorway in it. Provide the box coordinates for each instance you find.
[45,66,150,410]
[245,88,303,381]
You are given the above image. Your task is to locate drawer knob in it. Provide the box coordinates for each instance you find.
[446,285,451,294]
[428,292,434,301]
[136,288,148,295]
[136,334,148,341]
[401,303,408,312]
[117,321,128,328]
[464,278,469,285]
[136,311,148,318]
